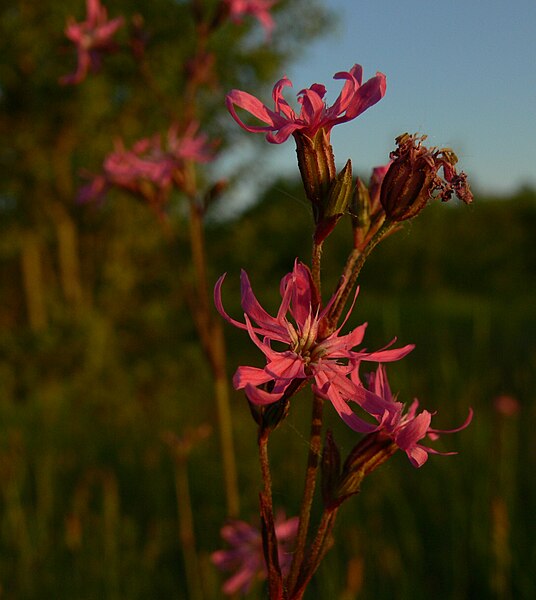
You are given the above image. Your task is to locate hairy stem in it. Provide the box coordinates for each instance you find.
[291,507,339,600]
[259,432,285,599]
[311,240,323,299]
[258,431,274,514]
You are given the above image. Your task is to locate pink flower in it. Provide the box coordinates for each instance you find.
[358,365,473,467]
[493,394,520,417]
[78,123,214,208]
[224,0,277,37]
[212,513,298,595]
[226,64,386,144]
[215,261,413,431]
[60,0,124,85]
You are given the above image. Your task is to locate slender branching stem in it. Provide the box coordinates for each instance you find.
[173,455,205,600]
[188,199,240,517]
[287,394,324,593]
[291,507,339,600]
[258,431,274,511]
[328,220,397,329]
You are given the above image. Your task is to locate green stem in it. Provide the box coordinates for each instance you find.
[328,220,397,330]
[291,507,339,600]
[188,200,240,518]
[287,394,324,593]
[174,456,204,600]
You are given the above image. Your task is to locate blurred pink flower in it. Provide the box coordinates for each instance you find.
[224,0,277,37]
[359,365,473,467]
[78,123,214,208]
[212,513,298,595]
[493,394,520,417]
[226,64,386,144]
[215,260,413,431]
[60,0,124,85]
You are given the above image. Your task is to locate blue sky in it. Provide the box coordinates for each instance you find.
[263,0,536,196]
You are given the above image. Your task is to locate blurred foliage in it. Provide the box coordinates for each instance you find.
[1,1,535,598]
[1,168,535,597]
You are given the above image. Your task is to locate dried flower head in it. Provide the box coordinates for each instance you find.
[380,133,473,222]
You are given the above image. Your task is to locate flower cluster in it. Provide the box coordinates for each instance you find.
[78,123,214,210]
[60,0,124,85]
[216,61,474,596]
[212,513,298,595]
[216,261,472,462]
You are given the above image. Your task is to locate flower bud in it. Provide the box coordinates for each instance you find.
[331,432,398,507]
[294,129,337,223]
[325,159,353,218]
[314,159,353,244]
[249,397,291,435]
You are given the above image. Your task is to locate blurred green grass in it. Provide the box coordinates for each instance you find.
[1,186,535,598]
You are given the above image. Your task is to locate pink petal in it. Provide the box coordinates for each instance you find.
[244,383,285,405]
[265,122,302,144]
[406,445,429,468]
[226,90,279,133]
[272,77,295,118]
[312,370,378,433]
[214,274,250,332]
[243,315,287,362]
[327,69,359,118]
[87,0,102,23]
[322,323,368,357]
[325,386,379,433]
[265,353,305,381]
[297,87,326,129]
[428,407,474,435]
[240,270,280,329]
[359,341,415,363]
[395,411,432,450]
[222,565,258,595]
[233,366,273,390]
[344,72,387,120]
[284,261,314,326]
